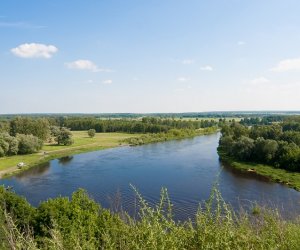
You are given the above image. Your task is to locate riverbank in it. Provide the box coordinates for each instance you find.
[0,130,217,178]
[0,132,141,178]
[1,186,300,249]
[124,127,218,146]
[218,150,300,191]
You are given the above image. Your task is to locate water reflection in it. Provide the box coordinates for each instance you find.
[16,162,51,179]
[1,133,300,221]
[58,156,74,166]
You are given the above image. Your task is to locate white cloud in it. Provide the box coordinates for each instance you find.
[200,65,213,71]
[66,60,111,72]
[271,58,300,72]
[0,22,45,29]
[11,43,58,58]
[181,59,194,65]
[237,41,246,46]
[250,77,270,85]
[177,77,190,82]
[102,79,112,84]
[245,81,300,95]
[171,58,195,64]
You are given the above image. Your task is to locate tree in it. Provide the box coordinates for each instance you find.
[0,133,19,157]
[50,126,61,138]
[55,127,74,146]
[17,134,43,154]
[218,135,235,155]
[253,138,278,163]
[229,123,249,139]
[232,136,255,160]
[10,117,50,141]
[87,129,96,138]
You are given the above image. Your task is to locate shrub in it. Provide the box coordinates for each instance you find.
[232,136,255,160]
[1,187,300,249]
[0,133,19,157]
[87,129,96,138]
[0,138,9,156]
[55,127,74,146]
[17,134,43,154]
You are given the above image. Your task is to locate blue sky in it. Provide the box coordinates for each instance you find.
[1,0,300,113]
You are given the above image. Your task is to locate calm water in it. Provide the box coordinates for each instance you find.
[1,133,300,221]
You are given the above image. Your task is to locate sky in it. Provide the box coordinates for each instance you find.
[1,0,300,114]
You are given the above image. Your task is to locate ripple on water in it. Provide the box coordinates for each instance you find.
[1,133,300,220]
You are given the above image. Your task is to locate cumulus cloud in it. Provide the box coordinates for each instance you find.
[177,77,190,82]
[102,79,112,84]
[66,60,111,72]
[271,58,300,72]
[181,59,194,65]
[0,21,45,29]
[250,77,270,85]
[171,58,195,64]
[200,65,213,71]
[11,43,58,58]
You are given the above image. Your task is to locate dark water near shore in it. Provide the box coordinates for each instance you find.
[1,133,300,221]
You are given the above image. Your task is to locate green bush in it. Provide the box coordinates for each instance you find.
[17,134,43,154]
[88,129,96,138]
[219,122,300,172]
[0,133,19,157]
[1,186,300,249]
[55,127,74,146]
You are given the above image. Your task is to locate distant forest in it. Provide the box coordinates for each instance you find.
[1,111,300,120]
[219,116,300,172]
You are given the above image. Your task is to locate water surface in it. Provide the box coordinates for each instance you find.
[1,133,300,221]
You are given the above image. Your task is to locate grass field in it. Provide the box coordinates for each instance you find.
[176,117,242,121]
[219,151,300,191]
[0,131,140,176]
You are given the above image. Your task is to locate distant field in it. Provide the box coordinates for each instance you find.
[0,131,140,174]
[171,117,242,122]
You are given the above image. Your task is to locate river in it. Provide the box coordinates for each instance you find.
[1,133,299,221]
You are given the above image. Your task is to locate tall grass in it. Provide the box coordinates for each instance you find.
[1,186,300,249]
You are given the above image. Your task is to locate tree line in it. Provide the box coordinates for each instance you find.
[0,116,219,158]
[61,117,218,133]
[0,117,74,157]
[219,121,300,171]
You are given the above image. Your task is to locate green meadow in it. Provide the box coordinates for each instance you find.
[0,131,140,176]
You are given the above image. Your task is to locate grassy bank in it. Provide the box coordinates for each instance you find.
[0,132,141,178]
[1,186,300,249]
[218,150,300,191]
[0,129,217,178]
[124,127,218,146]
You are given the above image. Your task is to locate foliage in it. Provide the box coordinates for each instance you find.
[62,117,218,134]
[219,122,300,171]
[54,127,74,146]
[0,133,19,156]
[0,120,10,133]
[10,117,50,141]
[87,129,96,138]
[16,134,43,155]
[1,186,300,249]
[124,127,217,146]
[0,133,42,157]
[49,126,61,138]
